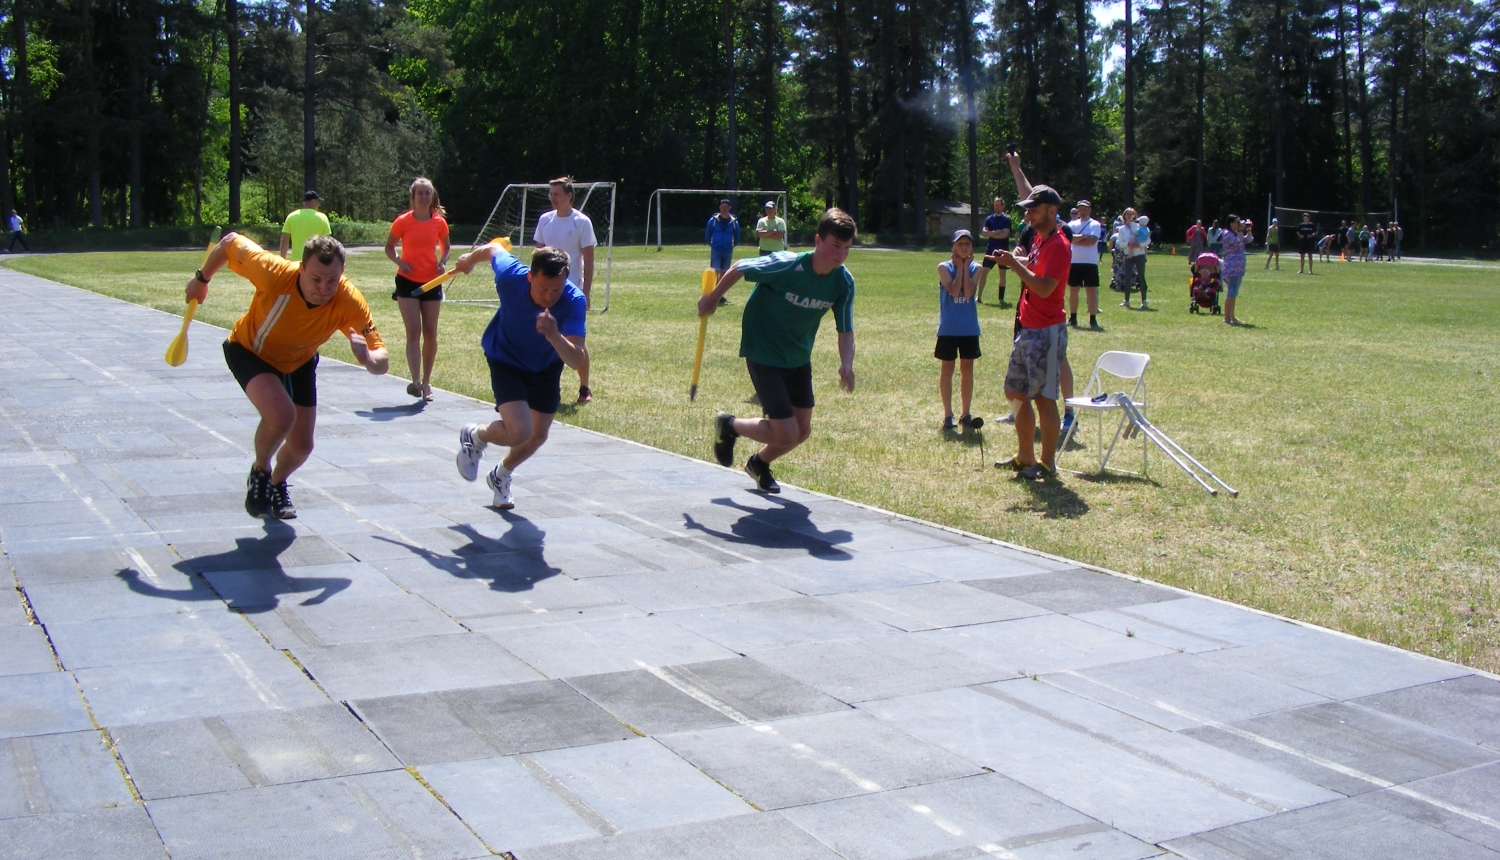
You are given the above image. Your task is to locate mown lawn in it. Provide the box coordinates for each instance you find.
[7,243,1498,671]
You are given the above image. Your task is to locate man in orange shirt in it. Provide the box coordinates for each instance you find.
[185,233,389,519]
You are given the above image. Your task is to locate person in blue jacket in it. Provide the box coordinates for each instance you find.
[706,199,740,304]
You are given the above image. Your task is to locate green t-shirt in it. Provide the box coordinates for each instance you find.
[283,208,332,256]
[756,215,788,252]
[737,251,854,368]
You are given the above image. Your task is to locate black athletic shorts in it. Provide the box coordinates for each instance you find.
[746,359,814,420]
[488,357,564,415]
[1068,263,1100,288]
[982,243,1010,268]
[223,340,318,408]
[392,273,443,302]
[1298,237,1316,254]
[934,335,981,361]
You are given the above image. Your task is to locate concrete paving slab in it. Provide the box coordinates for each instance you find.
[75,650,328,727]
[201,560,403,611]
[565,669,740,735]
[747,553,940,595]
[660,658,850,722]
[921,613,1176,676]
[663,596,897,654]
[752,633,1018,703]
[0,624,56,675]
[1352,675,1500,749]
[294,632,542,700]
[968,568,1179,614]
[22,566,220,622]
[590,566,799,612]
[46,608,266,669]
[1203,630,1473,701]
[512,810,844,860]
[0,805,166,859]
[146,770,488,860]
[1068,651,1330,724]
[0,671,94,739]
[659,709,982,810]
[351,679,633,766]
[1105,596,1308,646]
[0,730,135,819]
[419,754,601,850]
[1356,761,1500,852]
[111,703,399,799]
[822,581,1050,631]
[487,615,737,678]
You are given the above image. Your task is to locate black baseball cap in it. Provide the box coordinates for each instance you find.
[1019,185,1063,209]
[304,190,322,201]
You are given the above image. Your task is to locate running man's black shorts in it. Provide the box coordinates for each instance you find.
[488,357,565,415]
[746,359,814,420]
[223,340,318,408]
[1068,263,1100,287]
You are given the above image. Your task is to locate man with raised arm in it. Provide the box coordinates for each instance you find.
[452,245,588,510]
[702,208,857,494]
[185,233,388,519]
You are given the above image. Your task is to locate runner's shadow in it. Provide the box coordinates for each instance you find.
[356,403,427,421]
[370,522,562,593]
[683,496,853,559]
[118,522,352,611]
[1006,478,1090,519]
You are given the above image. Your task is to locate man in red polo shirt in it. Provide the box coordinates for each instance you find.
[992,185,1071,480]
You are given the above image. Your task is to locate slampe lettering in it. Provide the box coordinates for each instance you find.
[784,292,833,310]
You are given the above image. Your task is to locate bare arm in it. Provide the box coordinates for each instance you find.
[279,232,291,259]
[455,241,503,274]
[346,328,390,375]
[698,266,745,316]
[385,233,414,276]
[994,248,1060,298]
[837,331,855,392]
[185,232,242,302]
[938,260,960,298]
[534,312,587,369]
[581,245,595,295]
[1007,152,1032,198]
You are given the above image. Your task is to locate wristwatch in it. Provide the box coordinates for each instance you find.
[194,269,211,285]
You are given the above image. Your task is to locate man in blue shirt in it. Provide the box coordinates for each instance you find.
[451,245,588,509]
[706,200,740,304]
[980,197,1012,305]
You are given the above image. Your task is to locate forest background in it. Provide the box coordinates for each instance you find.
[3,0,1497,248]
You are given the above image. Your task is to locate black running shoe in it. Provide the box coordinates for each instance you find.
[269,481,297,519]
[745,454,780,494]
[713,413,738,467]
[245,467,272,518]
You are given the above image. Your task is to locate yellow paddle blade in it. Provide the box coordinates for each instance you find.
[417,270,460,294]
[164,300,199,367]
[700,269,717,296]
[201,227,222,266]
[493,236,512,251]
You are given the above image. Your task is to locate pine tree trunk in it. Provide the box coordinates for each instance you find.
[126,0,145,228]
[1194,0,1205,221]
[228,0,241,224]
[82,0,103,227]
[1077,0,1091,193]
[758,0,776,190]
[835,0,857,220]
[1123,0,1134,203]
[723,0,736,190]
[13,0,37,222]
[1354,0,1373,215]
[1336,0,1353,203]
[303,0,317,194]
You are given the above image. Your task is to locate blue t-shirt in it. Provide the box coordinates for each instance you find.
[937,260,982,338]
[481,250,588,372]
[983,213,1012,253]
[705,215,739,248]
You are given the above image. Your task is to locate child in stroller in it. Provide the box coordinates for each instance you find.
[1189,252,1222,315]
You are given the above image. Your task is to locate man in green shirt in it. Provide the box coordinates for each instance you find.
[698,208,857,493]
[755,200,788,254]
[279,191,333,259]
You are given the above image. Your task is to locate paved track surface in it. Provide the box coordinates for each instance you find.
[2,271,1497,859]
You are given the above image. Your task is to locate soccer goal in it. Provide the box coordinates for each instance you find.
[445,181,617,311]
[644,188,790,251]
[1270,205,1393,236]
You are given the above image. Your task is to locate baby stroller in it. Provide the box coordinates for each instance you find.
[1189,252,1222,315]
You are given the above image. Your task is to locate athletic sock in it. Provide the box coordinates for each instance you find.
[495,464,513,478]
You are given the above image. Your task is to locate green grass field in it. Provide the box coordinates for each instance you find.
[6,243,1498,672]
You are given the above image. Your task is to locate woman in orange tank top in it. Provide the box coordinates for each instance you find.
[385,177,450,401]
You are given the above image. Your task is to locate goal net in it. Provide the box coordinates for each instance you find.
[645,188,790,251]
[1270,206,1394,238]
[444,181,616,310]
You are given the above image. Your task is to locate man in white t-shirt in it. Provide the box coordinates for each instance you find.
[532,177,598,403]
[7,209,29,253]
[1066,200,1103,329]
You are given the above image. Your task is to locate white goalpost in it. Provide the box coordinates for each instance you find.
[645,188,790,251]
[445,181,617,311]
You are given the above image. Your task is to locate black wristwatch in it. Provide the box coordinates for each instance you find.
[194,269,211,284]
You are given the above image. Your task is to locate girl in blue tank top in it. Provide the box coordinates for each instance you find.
[934,231,986,429]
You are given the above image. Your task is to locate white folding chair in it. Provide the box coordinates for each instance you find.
[1060,351,1150,475]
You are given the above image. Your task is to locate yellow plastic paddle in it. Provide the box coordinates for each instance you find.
[418,235,512,294]
[164,227,221,367]
[689,268,717,401]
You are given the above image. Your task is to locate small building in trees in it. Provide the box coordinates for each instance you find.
[926,201,972,237]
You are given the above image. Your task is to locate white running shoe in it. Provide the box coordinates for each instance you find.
[485,466,514,509]
[456,424,487,481]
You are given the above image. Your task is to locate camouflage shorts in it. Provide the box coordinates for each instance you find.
[1003,322,1068,401]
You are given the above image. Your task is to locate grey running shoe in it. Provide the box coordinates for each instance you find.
[713,413,738,467]
[269,481,297,519]
[485,466,514,510]
[457,424,487,481]
[745,454,780,494]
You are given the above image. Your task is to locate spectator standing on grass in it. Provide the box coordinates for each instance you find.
[1004,152,1077,437]
[1297,212,1317,274]
[6,209,28,253]
[1221,214,1248,326]
[1114,211,1150,309]
[385,177,450,403]
[1187,220,1208,273]
[935,229,986,430]
[533,177,598,404]
[279,191,332,260]
[992,184,1071,481]
[706,200,739,310]
[1359,224,1371,261]
[1392,222,1404,260]
[1066,200,1103,330]
[981,197,1013,306]
[1209,220,1224,256]
[755,201,787,255]
[1264,217,1281,270]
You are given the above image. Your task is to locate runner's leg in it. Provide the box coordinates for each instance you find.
[244,374,297,474]
[397,296,423,384]
[419,299,440,392]
[732,410,811,464]
[272,406,317,484]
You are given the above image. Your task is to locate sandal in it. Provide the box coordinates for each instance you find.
[422,383,435,402]
[1018,462,1055,481]
[406,381,422,397]
[995,455,1028,471]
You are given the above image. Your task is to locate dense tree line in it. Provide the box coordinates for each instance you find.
[4,0,1497,246]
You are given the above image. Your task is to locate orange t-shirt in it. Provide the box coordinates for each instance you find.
[224,236,384,374]
[390,210,450,283]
